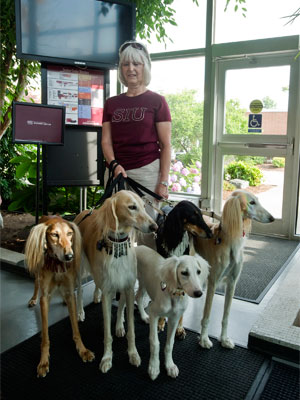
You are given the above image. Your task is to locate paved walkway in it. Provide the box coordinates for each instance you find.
[256,167,284,219]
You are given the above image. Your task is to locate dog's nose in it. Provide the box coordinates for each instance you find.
[194,290,203,298]
[64,253,73,262]
[150,223,158,232]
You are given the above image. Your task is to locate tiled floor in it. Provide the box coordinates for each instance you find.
[1,244,299,356]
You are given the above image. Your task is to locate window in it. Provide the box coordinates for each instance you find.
[215,0,300,43]
[143,0,206,53]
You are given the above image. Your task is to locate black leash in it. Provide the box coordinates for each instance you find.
[76,169,170,225]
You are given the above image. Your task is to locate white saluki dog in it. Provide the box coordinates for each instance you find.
[74,190,157,373]
[194,189,274,350]
[132,245,209,380]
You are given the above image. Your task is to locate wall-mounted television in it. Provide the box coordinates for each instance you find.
[15,0,136,69]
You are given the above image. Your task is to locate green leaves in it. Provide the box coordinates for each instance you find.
[224,161,263,186]
[165,89,203,156]
[224,0,247,18]
[132,0,178,44]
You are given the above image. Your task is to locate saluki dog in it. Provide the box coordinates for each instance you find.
[156,200,213,258]
[74,190,157,373]
[134,245,209,380]
[25,216,95,377]
[194,189,274,349]
[155,200,212,337]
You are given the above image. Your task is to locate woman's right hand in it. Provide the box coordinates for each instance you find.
[114,164,127,178]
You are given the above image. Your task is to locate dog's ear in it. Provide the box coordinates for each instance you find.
[160,256,180,293]
[25,223,48,275]
[101,196,119,235]
[164,205,185,247]
[195,255,210,287]
[222,195,243,238]
[68,221,82,269]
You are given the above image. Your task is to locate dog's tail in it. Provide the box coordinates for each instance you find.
[25,223,49,275]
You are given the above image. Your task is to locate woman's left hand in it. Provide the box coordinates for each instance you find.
[156,183,169,200]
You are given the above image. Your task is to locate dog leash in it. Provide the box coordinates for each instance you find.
[76,172,171,225]
[77,159,221,225]
[201,210,222,221]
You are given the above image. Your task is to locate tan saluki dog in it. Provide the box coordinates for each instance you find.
[25,216,95,377]
[194,190,274,349]
[75,190,157,373]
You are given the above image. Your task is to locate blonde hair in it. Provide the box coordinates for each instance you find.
[118,41,152,87]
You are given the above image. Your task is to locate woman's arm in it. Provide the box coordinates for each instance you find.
[102,121,127,177]
[156,121,172,199]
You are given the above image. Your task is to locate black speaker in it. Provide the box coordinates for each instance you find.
[44,127,105,186]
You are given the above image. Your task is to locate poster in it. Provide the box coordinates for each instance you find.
[47,65,104,126]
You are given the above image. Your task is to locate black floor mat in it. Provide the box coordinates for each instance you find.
[1,303,267,400]
[216,235,299,303]
[259,361,300,400]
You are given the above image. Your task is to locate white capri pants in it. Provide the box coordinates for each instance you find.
[104,159,161,249]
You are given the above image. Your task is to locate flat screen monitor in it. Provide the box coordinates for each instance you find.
[13,102,65,145]
[15,0,136,69]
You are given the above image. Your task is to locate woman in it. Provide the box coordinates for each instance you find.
[101,40,172,217]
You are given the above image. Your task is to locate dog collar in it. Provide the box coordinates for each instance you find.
[160,281,185,297]
[97,236,131,258]
[172,289,185,297]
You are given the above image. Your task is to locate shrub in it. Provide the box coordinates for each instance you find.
[223,181,236,191]
[169,160,202,194]
[272,157,285,168]
[235,155,267,165]
[224,161,263,186]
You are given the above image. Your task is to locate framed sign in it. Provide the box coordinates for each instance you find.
[13,102,65,145]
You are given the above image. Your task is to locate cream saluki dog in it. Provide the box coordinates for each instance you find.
[194,189,274,350]
[74,190,157,373]
[132,245,209,380]
[25,216,95,377]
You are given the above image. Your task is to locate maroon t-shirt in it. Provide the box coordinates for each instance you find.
[102,90,171,170]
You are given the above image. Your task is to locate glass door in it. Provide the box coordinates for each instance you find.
[213,53,299,238]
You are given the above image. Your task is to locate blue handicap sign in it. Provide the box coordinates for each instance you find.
[248,114,262,132]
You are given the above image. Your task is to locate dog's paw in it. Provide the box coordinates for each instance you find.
[175,327,186,340]
[77,310,85,322]
[93,288,102,303]
[80,348,95,362]
[148,361,160,381]
[115,326,126,337]
[221,337,235,349]
[199,335,213,349]
[129,350,141,367]
[37,361,50,378]
[100,356,112,373]
[28,298,38,308]
[166,363,179,379]
[157,317,166,332]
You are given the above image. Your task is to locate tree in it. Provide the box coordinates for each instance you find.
[164,89,203,155]
[225,99,248,134]
[262,96,277,110]
[0,0,40,139]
